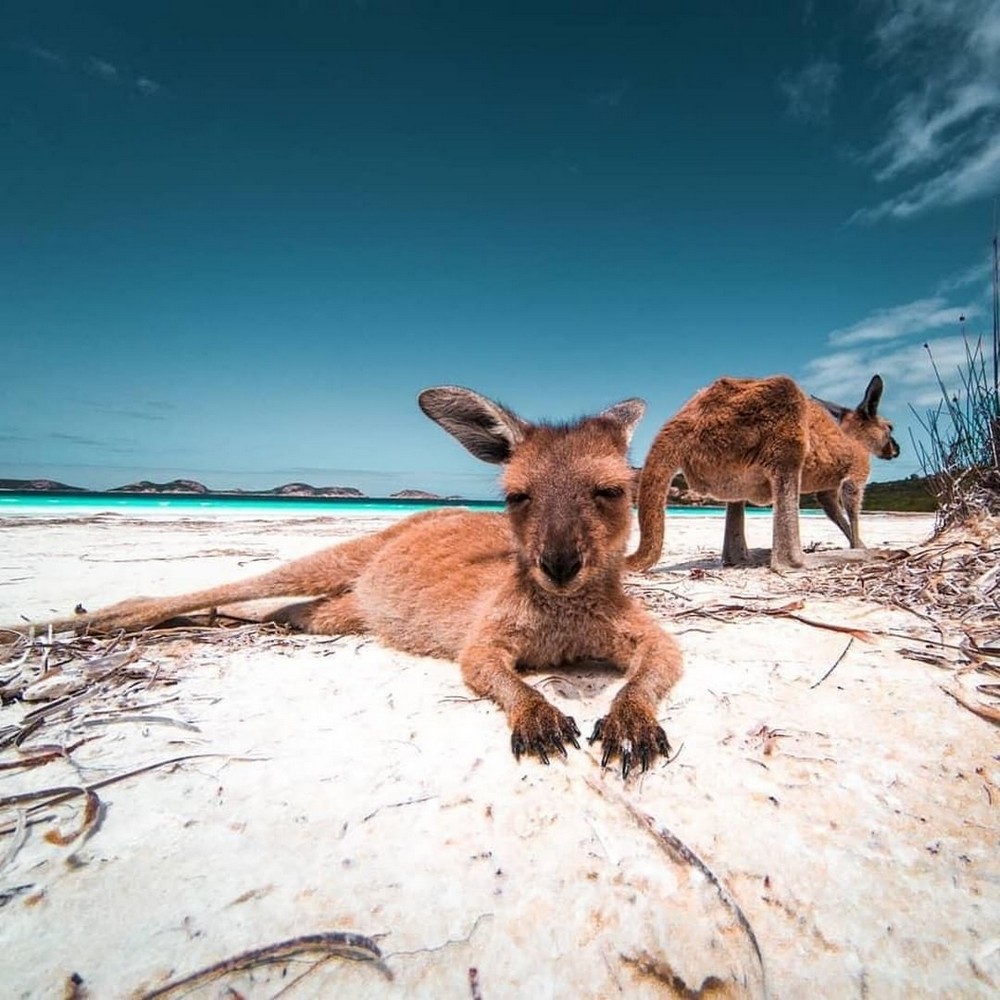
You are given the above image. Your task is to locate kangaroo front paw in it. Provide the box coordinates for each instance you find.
[589,699,671,779]
[509,696,581,765]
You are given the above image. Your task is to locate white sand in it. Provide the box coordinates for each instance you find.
[1,506,997,998]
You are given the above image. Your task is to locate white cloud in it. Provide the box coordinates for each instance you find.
[136,76,164,97]
[854,131,1000,223]
[18,42,164,98]
[802,334,975,411]
[827,296,977,346]
[853,0,1000,222]
[20,42,66,68]
[936,256,995,294]
[801,274,993,474]
[87,57,118,82]
[779,58,840,122]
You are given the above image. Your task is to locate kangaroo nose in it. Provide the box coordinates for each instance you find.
[539,550,582,586]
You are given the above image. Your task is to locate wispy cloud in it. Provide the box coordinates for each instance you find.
[852,132,1000,223]
[46,431,138,454]
[48,431,112,447]
[935,254,995,294]
[828,296,977,346]
[84,399,176,422]
[804,334,980,408]
[801,271,993,457]
[779,58,840,122]
[16,41,165,98]
[853,0,1000,222]
[18,42,66,68]
[135,76,163,97]
[87,57,118,82]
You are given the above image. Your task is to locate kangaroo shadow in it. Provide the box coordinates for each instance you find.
[640,546,888,575]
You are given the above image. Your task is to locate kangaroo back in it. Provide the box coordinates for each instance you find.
[628,376,808,571]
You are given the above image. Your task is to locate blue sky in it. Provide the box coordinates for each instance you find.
[1,1,998,497]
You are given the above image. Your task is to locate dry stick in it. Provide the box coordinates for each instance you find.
[0,809,27,873]
[43,788,100,846]
[678,601,875,643]
[138,932,392,999]
[0,753,266,837]
[584,776,767,999]
[0,744,86,772]
[941,685,1000,724]
[810,638,854,690]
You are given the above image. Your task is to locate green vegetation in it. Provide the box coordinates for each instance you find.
[910,233,999,528]
[801,475,937,513]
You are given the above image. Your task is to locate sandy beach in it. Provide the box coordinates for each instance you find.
[1,505,997,998]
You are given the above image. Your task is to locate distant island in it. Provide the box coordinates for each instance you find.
[0,478,446,501]
[0,475,937,511]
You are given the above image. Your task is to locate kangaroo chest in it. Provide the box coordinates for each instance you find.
[507,593,621,668]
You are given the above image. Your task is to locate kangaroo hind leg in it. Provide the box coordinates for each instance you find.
[769,466,805,569]
[267,592,368,636]
[29,525,400,636]
[722,501,751,566]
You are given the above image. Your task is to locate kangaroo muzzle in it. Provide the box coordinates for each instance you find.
[538,548,583,587]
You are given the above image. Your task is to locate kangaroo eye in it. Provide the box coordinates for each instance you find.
[593,486,625,500]
[505,491,530,507]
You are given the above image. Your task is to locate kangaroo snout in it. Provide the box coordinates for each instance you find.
[539,547,583,587]
[883,437,901,459]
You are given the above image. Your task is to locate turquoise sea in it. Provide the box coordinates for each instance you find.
[0,490,501,516]
[0,490,794,517]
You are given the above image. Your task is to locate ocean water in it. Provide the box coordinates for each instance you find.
[0,490,795,518]
[0,491,500,517]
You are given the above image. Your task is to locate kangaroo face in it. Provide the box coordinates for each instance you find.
[839,409,899,460]
[418,386,645,598]
[814,374,901,463]
[502,421,635,595]
[843,374,900,461]
[877,420,900,460]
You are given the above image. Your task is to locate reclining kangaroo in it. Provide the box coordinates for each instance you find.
[13,387,681,778]
[628,374,899,571]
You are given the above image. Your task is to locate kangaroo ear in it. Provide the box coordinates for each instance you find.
[811,396,850,422]
[418,386,528,465]
[858,375,884,419]
[600,398,646,443]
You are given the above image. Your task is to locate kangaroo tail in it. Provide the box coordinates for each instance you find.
[3,528,397,638]
[627,423,684,571]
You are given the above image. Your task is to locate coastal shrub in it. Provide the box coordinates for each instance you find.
[910,252,1000,529]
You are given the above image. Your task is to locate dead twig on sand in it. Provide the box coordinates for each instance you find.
[941,683,1000,725]
[675,600,875,643]
[584,776,767,998]
[0,754,266,839]
[811,638,855,689]
[137,931,392,998]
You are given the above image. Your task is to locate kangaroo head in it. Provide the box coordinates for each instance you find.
[813,374,900,461]
[419,386,645,595]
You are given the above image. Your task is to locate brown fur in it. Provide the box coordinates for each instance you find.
[628,374,900,571]
[13,387,683,778]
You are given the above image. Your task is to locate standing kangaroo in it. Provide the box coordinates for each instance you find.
[628,374,900,571]
[14,388,682,778]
